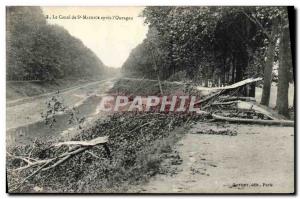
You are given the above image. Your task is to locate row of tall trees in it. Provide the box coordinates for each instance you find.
[123,7,265,82]
[7,7,107,81]
[122,6,294,118]
[250,7,293,117]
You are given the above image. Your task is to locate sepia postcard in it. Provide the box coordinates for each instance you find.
[6,6,295,194]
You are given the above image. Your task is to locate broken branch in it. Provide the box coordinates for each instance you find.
[212,114,294,126]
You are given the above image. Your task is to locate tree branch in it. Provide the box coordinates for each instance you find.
[241,10,272,41]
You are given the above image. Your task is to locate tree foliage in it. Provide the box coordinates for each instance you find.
[122,6,290,86]
[7,7,107,81]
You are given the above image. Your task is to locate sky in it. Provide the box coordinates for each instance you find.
[42,7,149,68]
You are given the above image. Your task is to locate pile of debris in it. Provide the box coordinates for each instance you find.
[7,112,207,193]
[190,122,238,136]
[111,77,294,126]
[193,78,294,127]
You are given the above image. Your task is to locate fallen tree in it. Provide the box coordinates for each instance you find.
[218,96,256,102]
[113,77,294,126]
[193,78,262,107]
[121,77,262,91]
[192,77,294,126]
[7,136,110,192]
[7,112,207,193]
[212,113,294,127]
[194,77,262,91]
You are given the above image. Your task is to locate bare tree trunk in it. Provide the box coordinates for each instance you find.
[157,73,163,95]
[276,19,291,118]
[150,49,163,95]
[212,113,294,127]
[231,59,235,83]
[261,25,277,106]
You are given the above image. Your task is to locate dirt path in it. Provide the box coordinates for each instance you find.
[132,123,294,193]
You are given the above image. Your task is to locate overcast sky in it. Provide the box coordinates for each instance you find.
[42,7,148,68]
